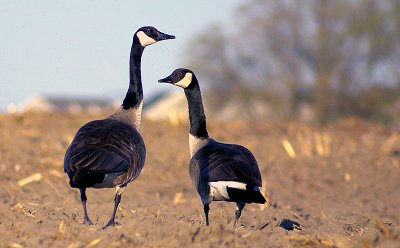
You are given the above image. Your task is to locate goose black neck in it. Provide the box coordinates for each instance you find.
[184,79,209,139]
[122,36,144,109]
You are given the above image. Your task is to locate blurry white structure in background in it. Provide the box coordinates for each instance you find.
[20,95,56,112]
[19,95,115,114]
[144,90,274,123]
[7,103,18,114]
[14,90,276,122]
[144,91,187,125]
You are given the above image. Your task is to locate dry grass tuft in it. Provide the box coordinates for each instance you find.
[56,221,66,240]
[8,243,23,248]
[17,173,42,187]
[287,235,350,248]
[282,131,332,158]
[282,138,296,158]
[84,238,101,248]
[173,192,187,204]
[11,203,36,218]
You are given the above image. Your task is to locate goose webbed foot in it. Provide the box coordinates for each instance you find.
[102,219,116,229]
[83,217,93,225]
[102,193,122,230]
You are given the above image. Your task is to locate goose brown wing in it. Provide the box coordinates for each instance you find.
[64,119,145,176]
[193,140,262,187]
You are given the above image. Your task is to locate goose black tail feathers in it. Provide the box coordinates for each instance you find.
[227,187,267,204]
[70,171,105,188]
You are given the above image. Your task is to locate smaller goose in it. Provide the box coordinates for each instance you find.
[158,68,267,226]
[64,26,175,229]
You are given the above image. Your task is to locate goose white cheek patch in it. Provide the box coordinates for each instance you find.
[137,31,156,47]
[175,73,192,88]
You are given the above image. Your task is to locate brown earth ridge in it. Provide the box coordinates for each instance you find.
[0,112,399,247]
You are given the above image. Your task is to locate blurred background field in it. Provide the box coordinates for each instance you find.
[185,0,400,125]
[2,0,400,126]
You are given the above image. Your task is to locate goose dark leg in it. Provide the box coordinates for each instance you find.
[233,202,245,227]
[204,204,210,226]
[79,188,93,225]
[102,193,122,229]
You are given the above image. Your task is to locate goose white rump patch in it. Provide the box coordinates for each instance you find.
[137,31,156,47]
[209,181,247,201]
[92,173,117,188]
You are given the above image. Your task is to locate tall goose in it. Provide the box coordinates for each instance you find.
[64,26,175,229]
[159,68,267,226]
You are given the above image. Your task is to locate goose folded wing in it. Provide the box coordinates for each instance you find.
[200,153,262,187]
[66,121,133,174]
[68,145,129,174]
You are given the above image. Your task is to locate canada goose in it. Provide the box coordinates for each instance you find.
[64,26,175,229]
[158,68,267,226]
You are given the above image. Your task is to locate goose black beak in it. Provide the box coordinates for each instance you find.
[156,31,175,41]
[158,75,173,84]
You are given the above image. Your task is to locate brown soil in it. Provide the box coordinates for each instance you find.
[0,112,399,247]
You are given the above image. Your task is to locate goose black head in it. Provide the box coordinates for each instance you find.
[158,68,196,89]
[135,26,175,47]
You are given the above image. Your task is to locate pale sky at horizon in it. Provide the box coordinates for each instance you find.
[0,1,243,111]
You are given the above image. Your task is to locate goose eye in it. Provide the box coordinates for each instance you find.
[146,29,151,34]
[180,72,184,76]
